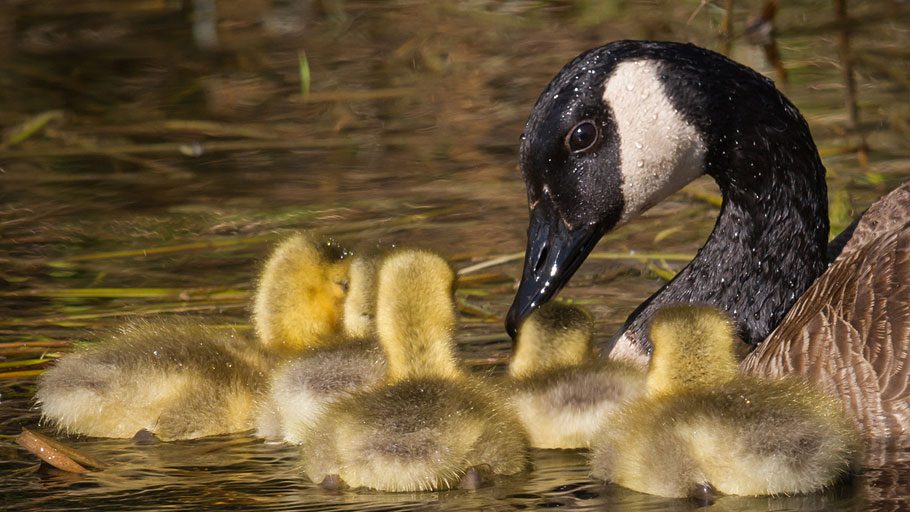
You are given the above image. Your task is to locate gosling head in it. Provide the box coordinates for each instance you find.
[253,232,351,353]
[509,301,594,378]
[646,305,737,396]
[375,249,459,382]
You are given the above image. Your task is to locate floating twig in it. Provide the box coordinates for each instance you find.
[458,250,695,275]
[0,358,55,369]
[0,287,246,300]
[0,303,251,328]
[458,253,525,275]
[1,110,65,148]
[684,189,723,208]
[0,134,428,159]
[55,236,274,263]
[0,340,72,349]
[646,261,679,282]
[687,0,709,25]
[745,0,787,85]
[720,0,735,56]
[458,299,499,320]
[82,120,300,140]
[456,273,504,285]
[292,87,417,103]
[0,369,45,379]
[298,50,311,98]
[16,428,108,473]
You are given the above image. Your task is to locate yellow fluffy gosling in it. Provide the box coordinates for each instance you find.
[36,318,269,440]
[589,305,861,498]
[255,253,386,443]
[37,232,359,441]
[253,232,354,354]
[301,250,529,492]
[509,302,645,449]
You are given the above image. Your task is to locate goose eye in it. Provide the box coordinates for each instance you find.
[566,121,598,153]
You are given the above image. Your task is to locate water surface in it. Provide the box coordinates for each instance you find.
[2,1,909,510]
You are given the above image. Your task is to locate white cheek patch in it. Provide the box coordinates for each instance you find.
[603,60,707,223]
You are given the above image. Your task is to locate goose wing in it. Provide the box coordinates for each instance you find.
[742,183,910,440]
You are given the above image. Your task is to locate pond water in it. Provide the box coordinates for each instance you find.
[1,1,909,510]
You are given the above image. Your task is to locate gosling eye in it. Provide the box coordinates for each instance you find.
[337,278,350,293]
[565,120,599,153]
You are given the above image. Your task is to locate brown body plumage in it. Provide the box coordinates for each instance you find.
[590,305,861,498]
[509,302,644,449]
[301,250,529,492]
[743,182,910,441]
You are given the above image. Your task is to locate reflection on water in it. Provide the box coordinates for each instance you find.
[1,432,884,511]
[1,1,908,510]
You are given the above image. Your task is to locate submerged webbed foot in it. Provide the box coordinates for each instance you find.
[688,482,716,507]
[459,467,484,490]
[132,429,159,445]
[321,474,346,490]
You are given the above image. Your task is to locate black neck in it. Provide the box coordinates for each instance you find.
[613,99,829,354]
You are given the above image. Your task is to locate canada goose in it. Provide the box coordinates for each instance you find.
[301,250,528,492]
[254,253,386,443]
[36,317,269,441]
[590,305,860,498]
[509,301,645,449]
[504,40,909,438]
[37,232,364,441]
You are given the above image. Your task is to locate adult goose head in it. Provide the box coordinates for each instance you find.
[506,40,830,363]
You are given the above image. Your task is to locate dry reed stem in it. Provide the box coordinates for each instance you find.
[458,250,695,275]
[834,0,869,168]
[16,428,108,473]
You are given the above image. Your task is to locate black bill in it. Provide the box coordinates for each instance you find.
[506,206,603,337]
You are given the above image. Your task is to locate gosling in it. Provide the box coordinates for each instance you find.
[36,318,269,441]
[509,301,645,449]
[301,250,529,492]
[36,232,357,440]
[589,305,861,498]
[253,232,354,354]
[255,254,386,443]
